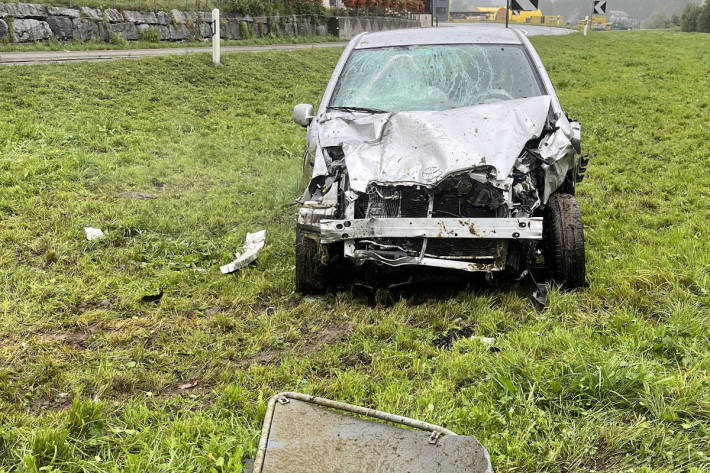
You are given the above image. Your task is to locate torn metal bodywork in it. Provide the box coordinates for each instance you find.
[295,25,584,278]
[252,392,492,473]
[315,96,553,194]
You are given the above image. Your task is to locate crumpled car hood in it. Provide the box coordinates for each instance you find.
[317,96,553,193]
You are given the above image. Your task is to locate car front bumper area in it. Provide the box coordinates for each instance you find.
[298,207,543,273]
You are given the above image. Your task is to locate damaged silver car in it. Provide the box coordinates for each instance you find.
[294,25,588,294]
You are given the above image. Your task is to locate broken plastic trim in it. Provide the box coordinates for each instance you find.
[220,230,266,274]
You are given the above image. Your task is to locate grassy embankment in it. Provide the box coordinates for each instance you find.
[0,35,341,53]
[0,30,708,472]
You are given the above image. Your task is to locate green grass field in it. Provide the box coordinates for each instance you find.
[0,30,708,472]
[0,35,340,53]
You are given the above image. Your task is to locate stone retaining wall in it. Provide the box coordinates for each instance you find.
[327,15,430,40]
[0,2,329,43]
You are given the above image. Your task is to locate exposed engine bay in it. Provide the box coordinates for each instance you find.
[297,96,584,277]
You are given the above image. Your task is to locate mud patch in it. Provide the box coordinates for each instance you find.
[78,298,115,313]
[31,392,73,413]
[241,323,353,367]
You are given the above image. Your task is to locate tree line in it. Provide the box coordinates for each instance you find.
[680,0,710,31]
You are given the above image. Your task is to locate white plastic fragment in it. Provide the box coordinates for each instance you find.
[220,230,266,274]
[472,336,496,346]
[84,227,105,240]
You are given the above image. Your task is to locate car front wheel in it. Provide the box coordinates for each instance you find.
[543,193,586,288]
[295,228,328,294]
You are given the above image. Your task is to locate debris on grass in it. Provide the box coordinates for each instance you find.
[266,306,276,315]
[473,336,496,346]
[176,379,199,390]
[532,281,550,306]
[432,326,475,349]
[84,227,105,241]
[140,289,163,304]
[220,230,266,274]
[433,330,498,351]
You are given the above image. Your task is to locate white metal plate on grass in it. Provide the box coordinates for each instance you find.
[259,398,492,473]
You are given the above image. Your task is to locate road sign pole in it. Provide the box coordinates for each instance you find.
[505,0,509,28]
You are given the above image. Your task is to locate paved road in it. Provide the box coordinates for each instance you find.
[0,24,574,65]
[0,41,349,66]
[439,22,576,36]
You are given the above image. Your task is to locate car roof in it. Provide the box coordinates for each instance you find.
[353,24,525,49]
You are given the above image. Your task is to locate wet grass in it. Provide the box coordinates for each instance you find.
[0,35,340,53]
[0,30,708,472]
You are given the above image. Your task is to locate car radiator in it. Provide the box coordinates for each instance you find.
[356,183,506,261]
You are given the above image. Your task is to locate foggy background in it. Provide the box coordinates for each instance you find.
[448,0,703,22]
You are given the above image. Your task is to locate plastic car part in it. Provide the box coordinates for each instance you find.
[251,392,493,473]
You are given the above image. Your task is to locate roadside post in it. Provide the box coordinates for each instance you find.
[590,0,607,35]
[584,15,589,35]
[505,0,509,28]
[212,8,221,65]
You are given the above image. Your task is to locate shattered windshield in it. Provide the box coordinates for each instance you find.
[330,44,544,112]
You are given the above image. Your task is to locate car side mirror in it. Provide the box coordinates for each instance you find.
[293,104,314,127]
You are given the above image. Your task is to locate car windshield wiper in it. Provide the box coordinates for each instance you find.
[327,106,387,114]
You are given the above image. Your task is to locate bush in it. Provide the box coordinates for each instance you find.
[0,425,14,461]
[224,0,265,16]
[239,20,251,38]
[140,26,161,43]
[222,0,327,18]
[109,33,128,46]
[67,397,105,438]
[30,428,73,470]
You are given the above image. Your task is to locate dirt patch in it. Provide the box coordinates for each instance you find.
[241,323,353,367]
[35,321,120,348]
[31,392,73,413]
[40,331,91,348]
[78,298,115,313]
[341,351,372,367]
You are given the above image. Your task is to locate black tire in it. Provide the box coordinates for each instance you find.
[295,228,328,294]
[543,193,586,288]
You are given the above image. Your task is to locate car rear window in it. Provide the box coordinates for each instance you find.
[330,44,544,112]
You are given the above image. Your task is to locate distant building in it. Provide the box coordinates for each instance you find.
[449,7,562,25]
